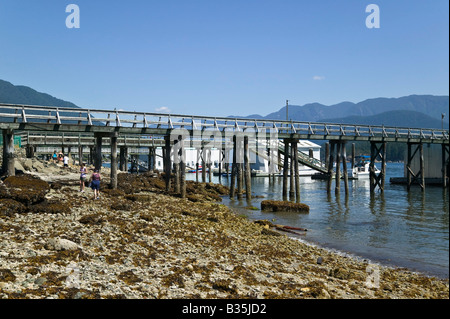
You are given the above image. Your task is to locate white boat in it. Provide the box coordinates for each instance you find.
[350,156,380,179]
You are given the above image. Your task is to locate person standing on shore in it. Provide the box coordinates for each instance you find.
[89,169,101,200]
[63,154,69,168]
[52,151,58,163]
[79,163,87,192]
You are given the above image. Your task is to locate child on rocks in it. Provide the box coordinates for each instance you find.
[79,163,87,192]
[89,169,101,200]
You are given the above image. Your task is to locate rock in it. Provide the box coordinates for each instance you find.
[14,161,26,173]
[261,200,310,213]
[0,199,26,216]
[22,159,33,171]
[32,160,45,173]
[0,175,50,206]
[317,257,324,265]
[45,238,82,251]
[34,277,47,286]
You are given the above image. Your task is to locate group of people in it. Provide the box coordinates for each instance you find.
[52,151,101,200]
[52,151,70,168]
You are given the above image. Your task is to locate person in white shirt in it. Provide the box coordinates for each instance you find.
[63,155,69,168]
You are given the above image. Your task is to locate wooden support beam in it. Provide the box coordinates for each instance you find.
[230,135,237,199]
[351,143,356,169]
[110,135,118,189]
[218,154,222,184]
[407,142,412,191]
[327,141,335,193]
[164,135,171,191]
[289,141,295,201]
[370,142,376,193]
[283,139,289,200]
[2,130,15,177]
[381,142,387,191]
[173,138,180,194]
[443,144,449,188]
[78,146,83,165]
[406,142,425,191]
[225,149,230,177]
[94,134,103,171]
[342,141,349,194]
[335,142,341,194]
[148,147,154,171]
[119,146,127,171]
[195,148,199,183]
[201,144,206,183]
[420,143,425,191]
[293,139,300,203]
[370,142,387,193]
[26,145,35,159]
[208,148,212,183]
[244,135,251,201]
[237,138,243,200]
[180,135,186,199]
[89,146,93,165]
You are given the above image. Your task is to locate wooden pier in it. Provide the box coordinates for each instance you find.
[1,103,448,199]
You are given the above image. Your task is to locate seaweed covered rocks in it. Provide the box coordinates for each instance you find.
[261,200,310,213]
[0,174,50,206]
[0,174,71,216]
[0,161,448,299]
[115,172,229,202]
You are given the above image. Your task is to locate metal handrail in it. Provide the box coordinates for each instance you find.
[1,103,448,141]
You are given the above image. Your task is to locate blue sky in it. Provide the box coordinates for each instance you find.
[0,0,448,116]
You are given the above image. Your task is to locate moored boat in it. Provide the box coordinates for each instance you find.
[350,155,380,179]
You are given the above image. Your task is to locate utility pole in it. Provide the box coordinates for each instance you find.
[286,100,289,121]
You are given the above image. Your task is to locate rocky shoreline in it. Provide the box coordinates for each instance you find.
[0,155,448,299]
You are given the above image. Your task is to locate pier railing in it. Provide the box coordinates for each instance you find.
[1,103,449,143]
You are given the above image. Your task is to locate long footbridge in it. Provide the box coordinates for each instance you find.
[1,103,448,201]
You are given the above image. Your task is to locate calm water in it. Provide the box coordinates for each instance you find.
[187,163,449,279]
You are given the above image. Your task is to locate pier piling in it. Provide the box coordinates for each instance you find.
[335,142,341,194]
[342,142,349,194]
[180,135,186,198]
[2,129,15,177]
[406,142,425,191]
[370,142,387,193]
[293,139,300,203]
[237,137,243,200]
[230,135,237,199]
[327,142,335,193]
[244,135,251,200]
[443,144,449,188]
[282,139,290,200]
[164,135,172,191]
[110,135,118,189]
[289,141,295,201]
[94,134,102,171]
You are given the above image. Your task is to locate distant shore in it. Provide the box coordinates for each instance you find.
[0,154,448,299]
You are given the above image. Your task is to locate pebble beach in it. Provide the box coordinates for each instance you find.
[0,154,448,299]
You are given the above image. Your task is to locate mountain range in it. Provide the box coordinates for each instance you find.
[1,79,448,129]
[0,79,79,109]
[234,95,449,129]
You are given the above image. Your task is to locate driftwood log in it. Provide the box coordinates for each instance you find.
[254,219,307,236]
